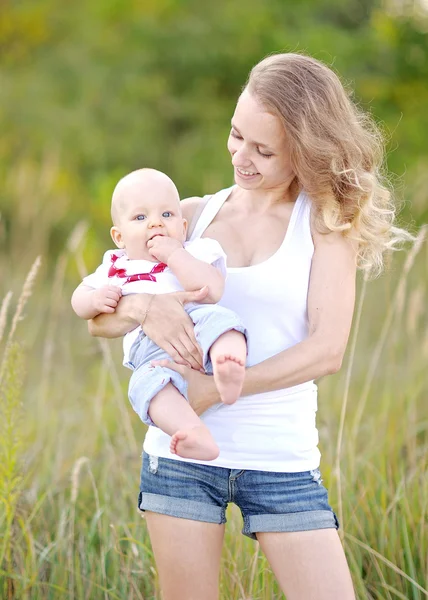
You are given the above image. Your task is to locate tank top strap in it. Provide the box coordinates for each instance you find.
[268,190,306,259]
[189,186,234,241]
[283,190,314,256]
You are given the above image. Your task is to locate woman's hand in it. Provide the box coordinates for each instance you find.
[151,359,221,415]
[143,288,209,370]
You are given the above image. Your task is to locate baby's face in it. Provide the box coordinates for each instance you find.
[111,175,187,260]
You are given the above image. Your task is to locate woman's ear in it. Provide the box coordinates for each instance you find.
[110,226,125,248]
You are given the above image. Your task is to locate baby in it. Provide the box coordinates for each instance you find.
[72,168,247,461]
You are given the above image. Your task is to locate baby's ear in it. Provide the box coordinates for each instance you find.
[110,226,125,248]
[182,218,188,239]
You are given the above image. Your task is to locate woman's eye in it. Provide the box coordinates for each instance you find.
[135,215,146,220]
[257,148,273,158]
[230,129,243,140]
[162,211,172,218]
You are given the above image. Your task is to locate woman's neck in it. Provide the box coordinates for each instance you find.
[229,178,300,215]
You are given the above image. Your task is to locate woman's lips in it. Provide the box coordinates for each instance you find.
[235,167,260,179]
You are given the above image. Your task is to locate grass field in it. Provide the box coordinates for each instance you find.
[1,203,427,599]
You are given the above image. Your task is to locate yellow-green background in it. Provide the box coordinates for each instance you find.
[1,1,427,598]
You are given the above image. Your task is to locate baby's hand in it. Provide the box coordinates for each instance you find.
[92,285,122,314]
[147,236,183,263]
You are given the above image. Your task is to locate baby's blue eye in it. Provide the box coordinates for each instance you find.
[162,211,172,218]
[135,215,146,221]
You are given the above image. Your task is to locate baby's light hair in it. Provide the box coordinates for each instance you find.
[110,168,180,225]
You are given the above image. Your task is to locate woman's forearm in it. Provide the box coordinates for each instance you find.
[88,294,149,338]
[242,334,343,396]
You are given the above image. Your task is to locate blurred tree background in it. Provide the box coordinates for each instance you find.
[1,1,428,598]
[1,0,427,275]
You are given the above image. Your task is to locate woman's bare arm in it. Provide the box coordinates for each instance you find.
[242,228,357,395]
[88,293,148,338]
[88,288,209,369]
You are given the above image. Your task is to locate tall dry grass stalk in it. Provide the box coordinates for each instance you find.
[0,256,42,385]
[345,533,428,597]
[0,292,13,345]
[38,222,90,438]
[0,257,42,599]
[68,456,108,600]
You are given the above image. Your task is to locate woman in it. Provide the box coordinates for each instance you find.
[90,53,408,599]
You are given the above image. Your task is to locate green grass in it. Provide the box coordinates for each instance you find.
[1,206,427,599]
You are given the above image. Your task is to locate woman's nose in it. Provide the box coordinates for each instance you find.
[231,145,251,167]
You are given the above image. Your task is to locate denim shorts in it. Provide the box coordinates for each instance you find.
[138,452,339,540]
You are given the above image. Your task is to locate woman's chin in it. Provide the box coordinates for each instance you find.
[234,172,262,189]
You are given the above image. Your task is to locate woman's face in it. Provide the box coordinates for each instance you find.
[227,88,295,192]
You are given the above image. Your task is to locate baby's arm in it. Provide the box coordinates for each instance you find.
[148,237,224,303]
[168,249,224,303]
[71,283,122,320]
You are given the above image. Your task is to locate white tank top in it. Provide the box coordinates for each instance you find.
[143,186,321,472]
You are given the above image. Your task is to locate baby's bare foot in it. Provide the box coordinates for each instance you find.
[213,354,245,405]
[170,426,219,461]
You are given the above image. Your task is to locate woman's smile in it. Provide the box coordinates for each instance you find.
[235,167,260,179]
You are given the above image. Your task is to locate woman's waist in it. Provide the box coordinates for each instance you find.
[209,381,318,417]
[196,383,317,441]
[144,400,320,472]
[238,381,317,403]
[145,384,318,446]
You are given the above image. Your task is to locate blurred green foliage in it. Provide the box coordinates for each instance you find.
[1,4,427,596]
[0,0,427,266]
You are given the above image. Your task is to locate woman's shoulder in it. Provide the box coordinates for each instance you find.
[308,205,358,255]
[180,195,212,222]
[181,194,216,241]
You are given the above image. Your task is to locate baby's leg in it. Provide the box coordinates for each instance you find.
[209,330,246,405]
[148,383,219,461]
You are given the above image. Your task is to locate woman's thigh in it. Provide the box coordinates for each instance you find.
[145,512,225,600]
[233,466,354,597]
[257,529,355,600]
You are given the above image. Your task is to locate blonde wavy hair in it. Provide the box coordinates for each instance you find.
[247,53,413,277]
